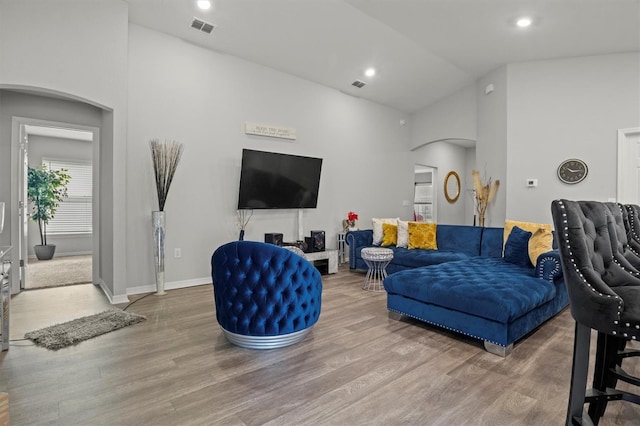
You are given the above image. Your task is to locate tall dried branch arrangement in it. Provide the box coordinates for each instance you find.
[237,209,253,231]
[472,169,500,227]
[150,139,184,211]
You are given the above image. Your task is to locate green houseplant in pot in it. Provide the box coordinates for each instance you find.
[27,164,71,260]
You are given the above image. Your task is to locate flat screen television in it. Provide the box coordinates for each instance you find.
[237,149,323,209]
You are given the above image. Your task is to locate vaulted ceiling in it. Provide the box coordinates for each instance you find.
[126,0,640,113]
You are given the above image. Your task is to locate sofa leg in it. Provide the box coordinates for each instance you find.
[484,341,513,357]
[388,311,405,321]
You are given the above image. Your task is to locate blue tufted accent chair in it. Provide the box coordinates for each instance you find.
[211,240,322,349]
[551,200,640,425]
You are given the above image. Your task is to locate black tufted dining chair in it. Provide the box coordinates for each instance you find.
[624,204,640,254]
[551,199,640,425]
[604,202,640,272]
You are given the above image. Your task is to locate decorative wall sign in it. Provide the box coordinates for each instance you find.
[244,122,297,140]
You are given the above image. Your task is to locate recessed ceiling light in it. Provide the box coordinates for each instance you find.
[516,17,532,28]
[197,0,211,10]
[365,68,376,77]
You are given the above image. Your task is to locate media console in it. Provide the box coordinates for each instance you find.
[304,249,338,275]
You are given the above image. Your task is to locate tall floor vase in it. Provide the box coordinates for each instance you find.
[152,211,166,295]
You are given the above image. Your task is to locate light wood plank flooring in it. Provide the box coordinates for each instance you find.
[1,266,639,425]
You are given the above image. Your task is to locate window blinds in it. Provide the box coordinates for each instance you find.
[43,159,92,235]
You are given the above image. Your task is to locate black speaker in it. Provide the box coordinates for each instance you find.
[264,233,283,246]
[310,230,325,252]
[304,237,314,253]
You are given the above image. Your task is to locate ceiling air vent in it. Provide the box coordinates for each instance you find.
[351,80,366,88]
[191,18,215,34]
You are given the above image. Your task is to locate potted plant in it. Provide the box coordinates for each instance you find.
[27,164,71,260]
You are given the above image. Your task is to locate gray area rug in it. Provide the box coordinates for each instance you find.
[24,309,146,350]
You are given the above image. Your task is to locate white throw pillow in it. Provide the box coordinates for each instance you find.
[372,217,399,245]
[396,220,409,248]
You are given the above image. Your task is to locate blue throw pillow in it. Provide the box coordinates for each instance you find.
[504,226,533,267]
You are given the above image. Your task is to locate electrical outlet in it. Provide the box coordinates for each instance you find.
[174,248,182,258]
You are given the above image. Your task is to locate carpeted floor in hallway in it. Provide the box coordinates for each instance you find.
[26,254,92,289]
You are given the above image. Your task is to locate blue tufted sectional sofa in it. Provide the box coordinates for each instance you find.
[346,225,568,356]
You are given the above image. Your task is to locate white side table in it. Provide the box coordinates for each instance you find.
[361,247,393,292]
[337,232,346,264]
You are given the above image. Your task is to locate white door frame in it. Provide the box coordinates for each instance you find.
[616,127,640,204]
[10,117,100,294]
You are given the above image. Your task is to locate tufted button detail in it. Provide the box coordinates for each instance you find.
[212,240,323,339]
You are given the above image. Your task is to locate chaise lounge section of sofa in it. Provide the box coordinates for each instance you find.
[346,224,567,356]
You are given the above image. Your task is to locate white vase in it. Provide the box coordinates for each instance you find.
[152,211,166,295]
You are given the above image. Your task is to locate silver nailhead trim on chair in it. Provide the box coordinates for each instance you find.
[558,200,639,340]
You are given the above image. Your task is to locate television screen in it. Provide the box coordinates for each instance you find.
[238,149,323,209]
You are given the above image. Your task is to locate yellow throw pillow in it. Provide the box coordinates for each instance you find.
[529,227,554,265]
[381,223,398,247]
[503,220,553,265]
[372,217,399,245]
[408,222,437,250]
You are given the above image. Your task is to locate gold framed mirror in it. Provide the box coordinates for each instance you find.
[444,171,460,203]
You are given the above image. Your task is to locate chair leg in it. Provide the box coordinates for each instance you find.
[567,322,592,426]
[588,332,619,424]
[583,333,634,425]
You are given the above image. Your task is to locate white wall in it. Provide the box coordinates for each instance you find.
[464,146,477,225]
[506,53,640,224]
[126,24,412,289]
[27,135,93,256]
[410,84,476,150]
[411,141,471,225]
[411,55,640,228]
[0,91,102,246]
[475,66,508,227]
[0,0,128,301]
[410,84,477,225]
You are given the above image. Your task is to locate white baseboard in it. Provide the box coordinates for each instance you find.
[126,277,211,296]
[96,279,130,304]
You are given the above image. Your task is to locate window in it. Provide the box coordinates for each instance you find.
[43,158,92,235]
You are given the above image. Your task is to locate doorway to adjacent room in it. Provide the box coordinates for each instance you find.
[14,120,97,290]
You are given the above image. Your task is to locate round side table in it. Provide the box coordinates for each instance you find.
[361,247,394,292]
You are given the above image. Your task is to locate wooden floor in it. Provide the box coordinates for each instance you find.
[1,266,639,425]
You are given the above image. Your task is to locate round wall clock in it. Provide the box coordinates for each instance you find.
[557,159,588,184]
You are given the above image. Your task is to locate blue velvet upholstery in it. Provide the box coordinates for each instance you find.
[480,227,504,258]
[385,258,554,323]
[211,241,322,348]
[348,224,567,354]
[384,258,568,347]
[436,225,483,256]
[347,225,497,272]
[347,225,561,281]
[504,226,533,266]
